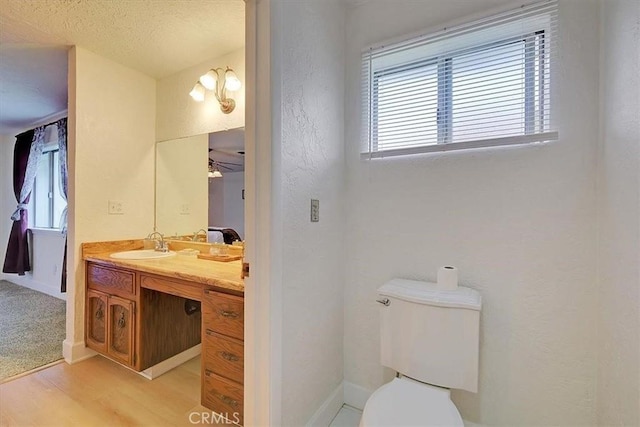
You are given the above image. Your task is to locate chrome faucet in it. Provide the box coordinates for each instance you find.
[147,231,169,252]
[192,229,208,242]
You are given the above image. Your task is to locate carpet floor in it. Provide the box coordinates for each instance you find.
[0,280,65,381]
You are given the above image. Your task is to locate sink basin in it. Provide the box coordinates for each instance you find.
[110,249,177,260]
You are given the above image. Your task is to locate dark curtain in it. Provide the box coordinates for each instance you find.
[57,118,68,292]
[3,130,36,275]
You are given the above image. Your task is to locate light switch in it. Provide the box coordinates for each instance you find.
[311,199,319,222]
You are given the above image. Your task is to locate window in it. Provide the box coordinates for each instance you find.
[362,0,558,158]
[30,146,66,229]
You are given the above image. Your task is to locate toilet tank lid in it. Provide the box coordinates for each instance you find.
[378,278,482,311]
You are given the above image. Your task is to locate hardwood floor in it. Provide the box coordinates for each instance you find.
[0,355,229,427]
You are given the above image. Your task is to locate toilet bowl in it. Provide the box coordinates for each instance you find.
[359,376,463,427]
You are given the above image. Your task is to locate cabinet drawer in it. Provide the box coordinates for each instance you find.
[203,370,243,425]
[203,289,243,340]
[140,274,202,301]
[203,330,244,384]
[87,264,135,298]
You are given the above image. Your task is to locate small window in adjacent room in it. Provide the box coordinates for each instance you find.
[30,142,66,229]
[361,0,558,158]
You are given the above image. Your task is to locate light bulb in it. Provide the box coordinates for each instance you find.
[200,69,218,90]
[189,82,205,102]
[224,69,241,91]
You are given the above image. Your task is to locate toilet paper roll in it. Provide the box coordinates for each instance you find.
[437,266,458,290]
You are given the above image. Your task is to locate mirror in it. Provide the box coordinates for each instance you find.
[155,128,245,241]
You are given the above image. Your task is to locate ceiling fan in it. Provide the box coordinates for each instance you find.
[208,149,243,178]
[209,158,242,170]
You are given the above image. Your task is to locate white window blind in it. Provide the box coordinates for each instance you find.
[362,0,558,158]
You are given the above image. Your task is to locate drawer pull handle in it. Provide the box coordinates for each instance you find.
[216,393,239,409]
[220,351,239,362]
[219,310,239,318]
[118,312,126,328]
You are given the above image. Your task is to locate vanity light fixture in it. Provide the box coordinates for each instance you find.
[189,82,205,102]
[189,66,241,114]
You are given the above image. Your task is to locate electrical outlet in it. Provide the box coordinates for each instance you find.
[180,204,191,215]
[108,200,124,215]
[311,199,319,222]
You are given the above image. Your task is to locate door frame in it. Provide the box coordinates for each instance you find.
[244,0,283,425]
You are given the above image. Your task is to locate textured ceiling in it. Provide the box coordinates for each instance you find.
[0,0,245,134]
[0,0,245,78]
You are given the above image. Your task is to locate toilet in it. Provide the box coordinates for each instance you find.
[360,278,482,426]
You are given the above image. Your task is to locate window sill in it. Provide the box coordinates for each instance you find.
[361,131,559,159]
[29,228,64,237]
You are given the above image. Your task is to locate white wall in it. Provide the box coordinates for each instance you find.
[207,171,246,239]
[208,177,225,228]
[274,0,346,425]
[156,48,245,143]
[344,1,600,425]
[65,46,156,361]
[222,171,245,239]
[4,229,66,299]
[156,134,209,236]
[597,0,640,425]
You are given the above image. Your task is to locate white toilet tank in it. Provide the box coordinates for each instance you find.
[378,278,482,393]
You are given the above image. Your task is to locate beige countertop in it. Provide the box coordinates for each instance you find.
[82,240,244,294]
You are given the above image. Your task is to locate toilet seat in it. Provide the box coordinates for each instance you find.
[359,377,463,427]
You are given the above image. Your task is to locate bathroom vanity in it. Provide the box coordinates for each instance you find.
[82,240,244,424]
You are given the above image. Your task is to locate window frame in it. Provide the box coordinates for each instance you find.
[372,31,547,151]
[362,1,560,160]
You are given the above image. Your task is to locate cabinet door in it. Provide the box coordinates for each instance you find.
[86,290,108,353]
[107,295,135,367]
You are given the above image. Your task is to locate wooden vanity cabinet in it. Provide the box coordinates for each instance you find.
[86,261,205,373]
[202,288,245,425]
[84,256,245,424]
[85,263,137,369]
